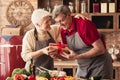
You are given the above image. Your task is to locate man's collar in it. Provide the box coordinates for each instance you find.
[63,18,76,35]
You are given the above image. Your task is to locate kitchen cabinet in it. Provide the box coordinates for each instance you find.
[0,36,25,80]
[38,0,120,32]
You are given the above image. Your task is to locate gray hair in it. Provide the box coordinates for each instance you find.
[31,9,50,25]
[52,5,71,19]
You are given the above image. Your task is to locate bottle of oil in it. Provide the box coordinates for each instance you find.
[69,2,74,13]
[75,0,80,13]
[29,59,35,75]
[81,0,87,13]
[46,0,51,13]
[100,0,107,13]
[108,0,115,13]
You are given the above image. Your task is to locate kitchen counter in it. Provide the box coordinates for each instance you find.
[54,60,120,80]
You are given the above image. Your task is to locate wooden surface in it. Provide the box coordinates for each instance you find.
[54,60,120,80]
[1,26,22,35]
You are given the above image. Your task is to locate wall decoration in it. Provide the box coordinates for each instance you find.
[6,0,34,27]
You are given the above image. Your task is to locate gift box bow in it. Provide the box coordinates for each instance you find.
[49,42,67,54]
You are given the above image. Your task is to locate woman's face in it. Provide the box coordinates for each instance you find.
[37,16,51,31]
[54,13,72,30]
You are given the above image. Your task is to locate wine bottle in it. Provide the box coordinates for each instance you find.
[93,0,100,13]
[117,0,120,12]
[100,0,107,13]
[108,0,115,13]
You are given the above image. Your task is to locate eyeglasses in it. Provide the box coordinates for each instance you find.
[55,15,67,25]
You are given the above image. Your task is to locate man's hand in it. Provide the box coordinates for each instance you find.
[60,48,77,60]
[74,14,89,20]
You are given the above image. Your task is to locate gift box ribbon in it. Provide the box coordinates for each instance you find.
[49,42,66,54]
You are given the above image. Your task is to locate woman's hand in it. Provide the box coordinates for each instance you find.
[41,46,56,55]
[48,50,58,58]
[41,46,50,55]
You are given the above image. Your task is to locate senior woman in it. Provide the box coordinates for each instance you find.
[21,9,61,75]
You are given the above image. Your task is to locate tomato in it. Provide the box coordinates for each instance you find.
[57,76,66,80]
[27,75,35,80]
[50,77,57,80]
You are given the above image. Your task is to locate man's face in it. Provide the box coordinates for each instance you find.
[37,16,51,31]
[54,13,71,30]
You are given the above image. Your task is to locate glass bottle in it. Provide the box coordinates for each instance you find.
[46,0,51,13]
[117,0,120,12]
[75,0,80,13]
[108,0,115,13]
[29,59,35,75]
[81,0,87,13]
[69,2,74,13]
[93,0,100,13]
[100,0,107,13]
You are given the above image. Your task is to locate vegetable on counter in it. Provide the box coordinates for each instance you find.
[28,75,35,80]
[14,74,24,80]
[36,76,48,80]
[50,76,75,80]
[39,71,51,80]
[6,68,31,80]
[12,68,31,77]
[90,76,102,80]
[6,77,13,80]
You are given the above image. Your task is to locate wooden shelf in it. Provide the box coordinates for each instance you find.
[38,0,120,32]
[116,13,120,31]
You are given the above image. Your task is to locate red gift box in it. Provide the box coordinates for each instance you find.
[49,42,68,54]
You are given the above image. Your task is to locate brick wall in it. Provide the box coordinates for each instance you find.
[104,32,120,60]
[0,0,37,34]
[104,32,120,49]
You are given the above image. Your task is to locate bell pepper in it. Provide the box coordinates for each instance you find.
[50,77,57,80]
[27,75,35,80]
[14,74,24,80]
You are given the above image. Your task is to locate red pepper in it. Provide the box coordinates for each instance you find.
[27,75,35,80]
[50,77,57,80]
[14,74,24,80]
[57,77,64,80]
